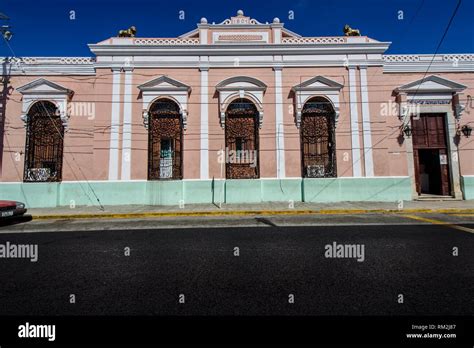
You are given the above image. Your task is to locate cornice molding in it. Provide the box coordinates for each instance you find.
[383,54,474,73]
[88,42,391,56]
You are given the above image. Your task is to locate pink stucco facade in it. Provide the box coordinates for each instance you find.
[1,10,473,204]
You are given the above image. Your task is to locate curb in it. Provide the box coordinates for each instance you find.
[30,208,474,220]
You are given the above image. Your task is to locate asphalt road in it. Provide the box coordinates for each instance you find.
[0,216,473,316]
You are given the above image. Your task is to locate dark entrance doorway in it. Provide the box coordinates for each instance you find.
[411,113,451,196]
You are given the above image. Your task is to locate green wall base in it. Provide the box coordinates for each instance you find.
[0,177,413,208]
[461,175,474,200]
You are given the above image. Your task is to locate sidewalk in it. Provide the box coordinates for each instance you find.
[27,200,474,220]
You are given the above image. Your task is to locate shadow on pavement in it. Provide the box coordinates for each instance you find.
[0,214,33,227]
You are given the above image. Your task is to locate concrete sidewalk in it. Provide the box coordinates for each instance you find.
[26,200,474,220]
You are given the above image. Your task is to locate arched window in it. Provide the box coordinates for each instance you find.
[300,97,337,178]
[225,98,259,179]
[148,98,183,180]
[24,101,64,182]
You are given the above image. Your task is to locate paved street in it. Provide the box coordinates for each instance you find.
[0,213,473,316]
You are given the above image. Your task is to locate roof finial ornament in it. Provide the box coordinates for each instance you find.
[237,10,244,16]
[343,24,361,36]
[118,26,137,37]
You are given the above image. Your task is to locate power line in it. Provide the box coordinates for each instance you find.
[4,96,472,105]
[409,0,463,111]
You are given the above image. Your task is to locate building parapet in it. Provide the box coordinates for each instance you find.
[133,38,200,45]
[1,57,96,65]
[0,57,96,75]
[383,54,474,72]
[384,54,474,62]
[282,37,346,44]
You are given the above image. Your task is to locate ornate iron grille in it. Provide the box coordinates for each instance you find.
[148,99,183,180]
[300,98,337,178]
[225,98,259,179]
[24,101,64,182]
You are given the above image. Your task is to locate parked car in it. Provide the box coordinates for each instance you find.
[0,200,27,219]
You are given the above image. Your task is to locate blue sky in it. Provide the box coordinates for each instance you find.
[0,0,472,57]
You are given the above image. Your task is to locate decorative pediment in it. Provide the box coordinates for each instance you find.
[395,75,468,121]
[17,78,73,96]
[179,10,301,43]
[292,76,344,91]
[139,76,191,129]
[292,76,343,128]
[216,10,264,26]
[216,76,267,91]
[395,75,466,94]
[17,78,73,129]
[216,76,267,128]
[138,76,191,92]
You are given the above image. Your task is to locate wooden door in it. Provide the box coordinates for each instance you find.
[411,113,451,196]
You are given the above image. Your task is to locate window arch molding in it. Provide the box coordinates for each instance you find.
[138,76,191,130]
[292,76,343,128]
[216,76,266,128]
[17,78,73,129]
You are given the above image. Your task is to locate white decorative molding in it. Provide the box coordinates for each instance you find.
[383,54,474,72]
[442,54,474,62]
[359,67,374,177]
[109,69,122,181]
[133,38,200,45]
[216,10,265,26]
[121,68,133,181]
[384,54,474,63]
[200,68,209,179]
[16,78,73,129]
[212,31,269,44]
[291,75,343,128]
[383,55,420,62]
[274,67,285,178]
[282,37,346,44]
[0,57,96,75]
[59,57,96,64]
[220,111,226,128]
[348,67,362,177]
[216,76,267,129]
[395,75,467,94]
[394,75,467,120]
[138,75,192,129]
[454,102,466,120]
[1,57,95,64]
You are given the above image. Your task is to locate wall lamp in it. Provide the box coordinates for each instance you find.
[402,124,412,137]
[461,124,472,138]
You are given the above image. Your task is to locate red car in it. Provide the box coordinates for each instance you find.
[0,200,27,219]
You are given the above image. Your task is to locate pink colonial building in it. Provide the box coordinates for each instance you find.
[1,10,473,208]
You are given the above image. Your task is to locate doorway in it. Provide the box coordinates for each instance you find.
[412,113,451,196]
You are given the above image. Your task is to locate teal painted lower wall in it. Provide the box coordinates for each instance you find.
[0,177,414,208]
[461,176,474,200]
